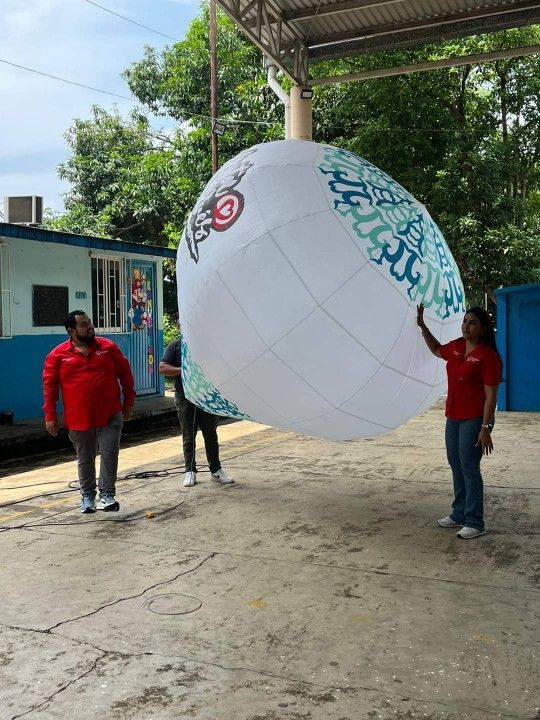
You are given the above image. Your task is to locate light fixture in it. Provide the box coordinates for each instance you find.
[212,120,226,136]
[300,87,313,99]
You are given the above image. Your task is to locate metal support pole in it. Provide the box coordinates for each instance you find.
[311,44,540,87]
[209,0,219,174]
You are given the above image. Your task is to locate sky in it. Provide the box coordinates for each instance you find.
[0,0,201,217]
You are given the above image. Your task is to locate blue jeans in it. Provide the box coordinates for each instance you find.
[445,417,485,531]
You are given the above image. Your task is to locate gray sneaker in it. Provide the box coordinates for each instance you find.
[96,494,119,512]
[437,516,460,528]
[80,494,96,514]
[457,526,486,539]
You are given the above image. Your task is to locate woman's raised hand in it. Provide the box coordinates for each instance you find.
[416,303,425,328]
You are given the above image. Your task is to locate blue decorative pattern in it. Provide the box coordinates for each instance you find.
[181,337,251,420]
[319,146,465,319]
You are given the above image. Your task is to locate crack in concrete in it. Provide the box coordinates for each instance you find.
[1,621,531,719]
[5,524,537,596]
[215,549,540,594]
[0,554,215,635]
[46,552,216,632]
[9,652,106,720]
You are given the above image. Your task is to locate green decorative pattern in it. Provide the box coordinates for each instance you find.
[319,146,465,319]
[181,337,251,420]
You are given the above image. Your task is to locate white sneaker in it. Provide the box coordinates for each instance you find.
[96,494,119,512]
[437,516,461,528]
[183,471,196,487]
[457,526,486,539]
[211,468,234,484]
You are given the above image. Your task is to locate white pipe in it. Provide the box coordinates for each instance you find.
[267,63,290,139]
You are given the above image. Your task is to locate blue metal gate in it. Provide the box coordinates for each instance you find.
[128,261,159,395]
[496,283,540,411]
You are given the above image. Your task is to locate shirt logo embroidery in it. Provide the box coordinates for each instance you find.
[453,351,460,356]
[62,357,75,362]
[95,351,108,356]
[467,356,480,363]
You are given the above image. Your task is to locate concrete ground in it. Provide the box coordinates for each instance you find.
[0,404,538,720]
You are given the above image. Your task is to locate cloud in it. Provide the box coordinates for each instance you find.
[0,0,199,211]
[0,169,70,214]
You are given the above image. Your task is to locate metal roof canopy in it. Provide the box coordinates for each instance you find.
[216,0,540,84]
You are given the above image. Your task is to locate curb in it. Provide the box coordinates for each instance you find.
[0,410,179,463]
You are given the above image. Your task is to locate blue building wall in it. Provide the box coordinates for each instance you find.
[0,335,62,420]
[496,283,540,412]
[0,330,165,421]
[0,222,174,421]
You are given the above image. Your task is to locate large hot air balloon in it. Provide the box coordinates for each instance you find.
[177,140,465,440]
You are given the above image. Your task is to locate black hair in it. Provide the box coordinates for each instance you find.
[64,310,87,333]
[465,306,500,355]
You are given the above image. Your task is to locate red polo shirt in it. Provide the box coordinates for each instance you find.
[43,337,135,431]
[439,338,502,420]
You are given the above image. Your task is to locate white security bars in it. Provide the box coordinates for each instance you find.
[91,256,126,333]
[0,243,12,339]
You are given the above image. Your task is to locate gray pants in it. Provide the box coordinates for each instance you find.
[68,413,123,497]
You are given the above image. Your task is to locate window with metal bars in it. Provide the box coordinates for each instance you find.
[0,243,12,338]
[91,256,126,333]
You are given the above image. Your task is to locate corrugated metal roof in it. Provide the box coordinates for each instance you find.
[217,0,540,82]
[0,223,177,258]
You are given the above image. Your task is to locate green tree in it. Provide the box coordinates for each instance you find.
[47,9,282,248]
[312,28,540,302]
[48,8,540,308]
[123,7,283,167]
[49,106,189,244]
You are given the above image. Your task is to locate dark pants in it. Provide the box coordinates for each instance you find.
[445,417,485,531]
[68,412,123,497]
[174,395,221,473]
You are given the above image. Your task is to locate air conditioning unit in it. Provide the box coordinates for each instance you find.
[4,196,43,224]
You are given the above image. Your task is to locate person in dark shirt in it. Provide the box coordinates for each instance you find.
[159,334,233,488]
[417,304,502,539]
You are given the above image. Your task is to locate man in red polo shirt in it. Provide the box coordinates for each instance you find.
[43,310,135,514]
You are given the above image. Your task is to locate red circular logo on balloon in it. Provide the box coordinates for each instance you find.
[211,191,244,231]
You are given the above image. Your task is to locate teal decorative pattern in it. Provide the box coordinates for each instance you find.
[181,337,251,420]
[319,146,465,319]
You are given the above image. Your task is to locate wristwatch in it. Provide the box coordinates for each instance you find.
[481,423,493,431]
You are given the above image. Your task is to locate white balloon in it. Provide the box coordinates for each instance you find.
[177,140,465,440]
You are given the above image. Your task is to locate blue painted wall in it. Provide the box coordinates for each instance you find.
[1,224,171,421]
[0,330,164,421]
[0,335,62,421]
[496,283,540,412]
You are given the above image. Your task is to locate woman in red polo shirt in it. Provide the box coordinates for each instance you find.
[417,304,502,539]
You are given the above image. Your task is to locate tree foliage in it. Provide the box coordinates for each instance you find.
[46,8,540,307]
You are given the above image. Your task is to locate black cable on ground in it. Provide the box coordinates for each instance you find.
[121,467,183,479]
[0,433,294,508]
[0,487,78,509]
[0,499,187,532]
[0,480,69,490]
